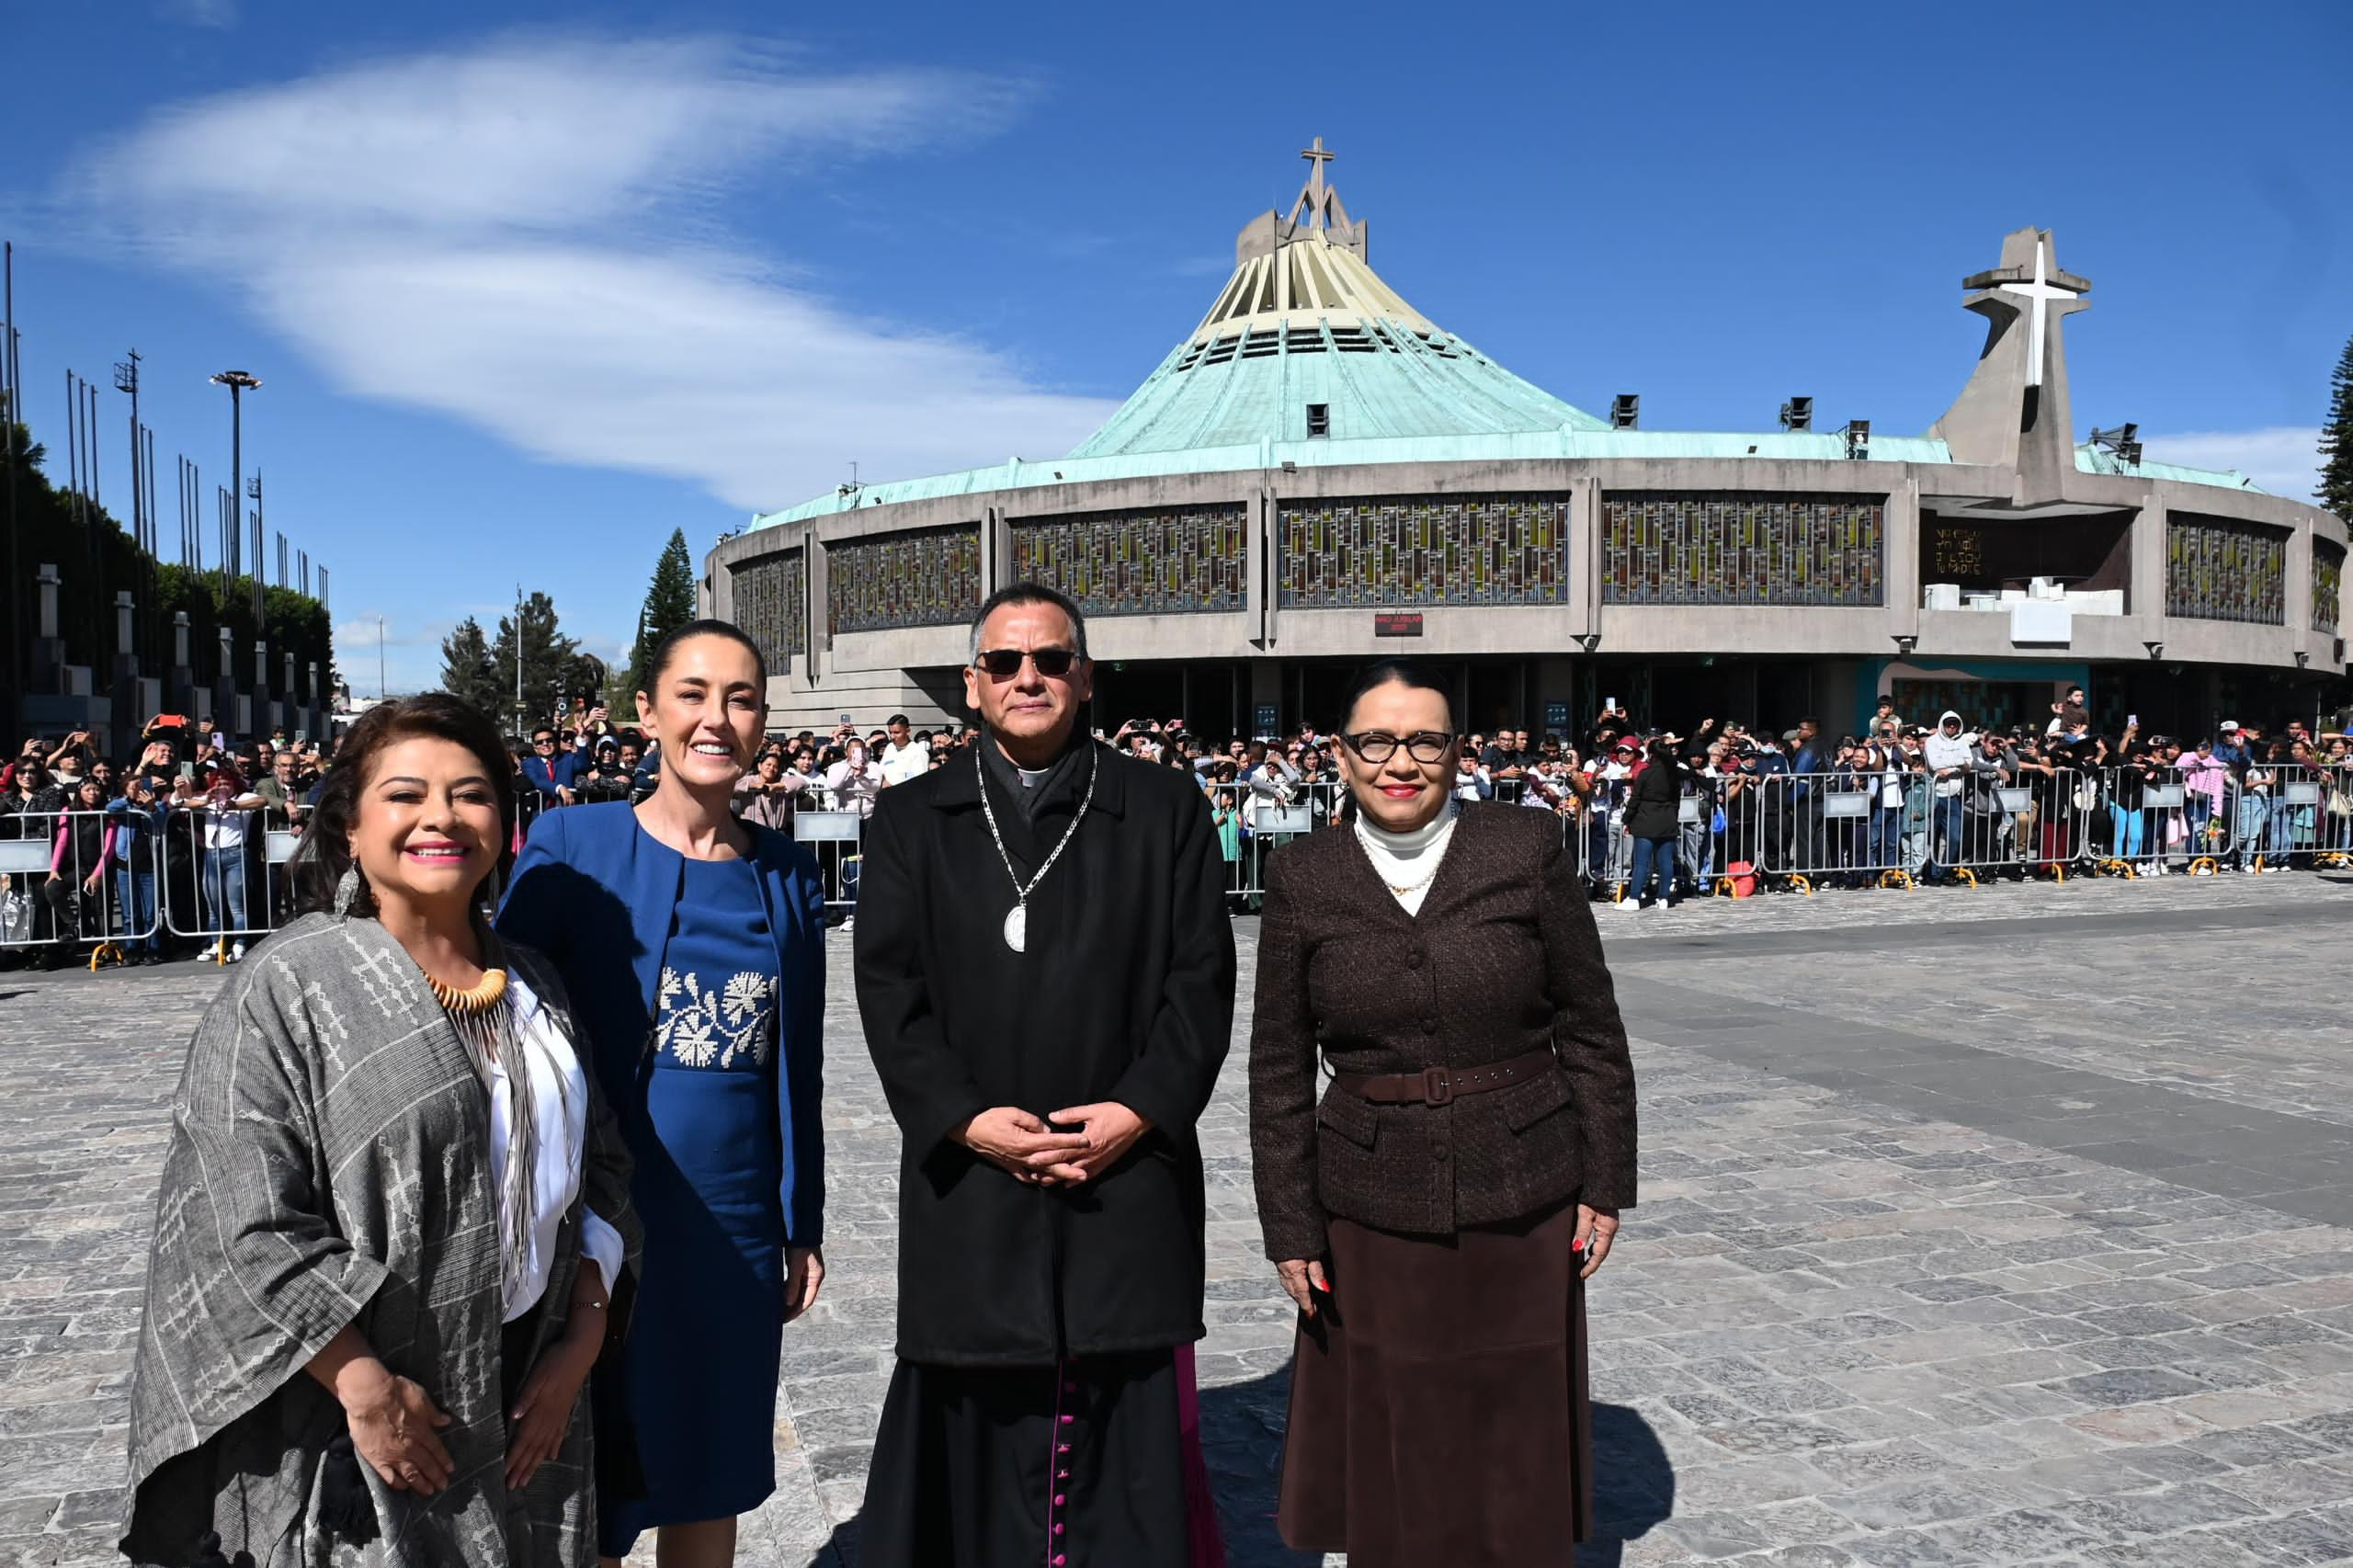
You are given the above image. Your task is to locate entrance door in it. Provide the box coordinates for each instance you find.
[1090,661,1190,738]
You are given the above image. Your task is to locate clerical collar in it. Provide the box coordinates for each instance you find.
[979,726,1091,822]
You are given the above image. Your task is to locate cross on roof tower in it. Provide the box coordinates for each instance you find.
[1927,226,2093,503]
[1283,134,1360,253]
[1300,137,1335,211]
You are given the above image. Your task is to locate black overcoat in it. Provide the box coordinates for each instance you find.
[854,743,1236,1366]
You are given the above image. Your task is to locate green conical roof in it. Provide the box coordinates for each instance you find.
[1069,142,1604,459]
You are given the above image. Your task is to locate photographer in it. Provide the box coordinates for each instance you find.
[824,736,881,817]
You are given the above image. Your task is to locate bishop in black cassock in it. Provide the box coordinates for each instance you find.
[853,586,1234,1567]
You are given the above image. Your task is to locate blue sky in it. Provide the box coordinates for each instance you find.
[4,0,2348,695]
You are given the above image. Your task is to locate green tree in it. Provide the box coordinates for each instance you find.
[488,591,582,735]
[2320,333,2353,521]
[626,528,698,693]
[1,387,47,472]
[437,616,502,716]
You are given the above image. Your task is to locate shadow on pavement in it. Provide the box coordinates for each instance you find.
[813,1368,1675,1566]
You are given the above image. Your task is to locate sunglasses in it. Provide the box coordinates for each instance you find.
[973,647,1079,679]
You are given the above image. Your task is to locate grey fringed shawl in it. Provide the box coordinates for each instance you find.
[120,912,641,1568]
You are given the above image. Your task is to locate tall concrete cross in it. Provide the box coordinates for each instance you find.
[1995,233,2082,389]
[1299,137,1336,220]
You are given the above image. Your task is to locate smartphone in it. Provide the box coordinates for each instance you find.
[2128,713,2138,727]
[1603,696,1617,712]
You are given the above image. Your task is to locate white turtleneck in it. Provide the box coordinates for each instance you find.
[1353,801,1461,915]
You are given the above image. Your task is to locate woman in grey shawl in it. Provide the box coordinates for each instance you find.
[121,695,641,1568]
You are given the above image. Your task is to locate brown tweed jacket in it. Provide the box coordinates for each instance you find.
[1248,802,1638,1262]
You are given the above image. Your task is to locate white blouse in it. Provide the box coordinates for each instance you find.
[1353,801,1462,916]
[494,973,627,1323]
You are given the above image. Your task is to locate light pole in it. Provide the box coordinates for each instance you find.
[378,615,387,702]
[209,369,260,615]
[514,583,526,738]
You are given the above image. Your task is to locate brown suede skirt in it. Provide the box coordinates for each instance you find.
[1275,1197,1591,1567]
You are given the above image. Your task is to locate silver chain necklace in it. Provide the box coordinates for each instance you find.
[974,740,1100,952]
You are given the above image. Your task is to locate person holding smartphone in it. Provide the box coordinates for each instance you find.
[824,737,880,818]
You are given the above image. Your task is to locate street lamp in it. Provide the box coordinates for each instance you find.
[210,370,261,617]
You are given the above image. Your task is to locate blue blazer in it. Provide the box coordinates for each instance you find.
[497,801,827,1248]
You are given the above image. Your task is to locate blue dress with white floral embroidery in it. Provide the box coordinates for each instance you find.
[604,855,783,1552]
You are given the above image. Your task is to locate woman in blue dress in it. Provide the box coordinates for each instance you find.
[500,620,826,1568]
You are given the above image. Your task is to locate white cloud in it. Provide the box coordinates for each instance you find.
[61,35,1115,514]
[2142,426,2322,501]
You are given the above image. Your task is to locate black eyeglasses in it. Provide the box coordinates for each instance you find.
[1341,731,1452,764]
[974,647,1079,678]
[533,736,555,746]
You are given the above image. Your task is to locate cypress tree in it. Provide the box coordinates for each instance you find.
[628,528,697,692]
[2320,333,2353,521]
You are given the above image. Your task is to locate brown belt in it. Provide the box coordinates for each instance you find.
[1330,1047,1560,1108]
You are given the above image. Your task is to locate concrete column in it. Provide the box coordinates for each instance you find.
[112,592,142,760]
[2284,522,2313,641]
[36,563,60,641]
[979,506,999,597]
[2130,489,2165,622]
[1887,476,1922,639]
[804,529,826,682]
[1566,480,1595,640]
[283,652,297,700]
[170,612,195,716]
[214,625,238,729]
[1248,486,1273,646]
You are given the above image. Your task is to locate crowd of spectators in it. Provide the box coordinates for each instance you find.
[6,689,2347,967]
[0,716,332,970]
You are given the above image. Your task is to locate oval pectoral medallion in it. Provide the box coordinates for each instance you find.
[1002,903,1028,953]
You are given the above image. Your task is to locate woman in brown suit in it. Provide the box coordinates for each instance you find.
[1249,658,1639,1566]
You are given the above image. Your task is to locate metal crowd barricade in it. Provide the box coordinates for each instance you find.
[790,809,864,914]
[1245,797,1317,907]
[162,804,292,960]
[0,809,168,968]
[1200,782,1256,907]
[2263,765,2325,870]
[1736,771,1911,893]
[2316,766,2353,868]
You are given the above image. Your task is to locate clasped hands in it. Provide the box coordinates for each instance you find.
[957,1102,1151,1187]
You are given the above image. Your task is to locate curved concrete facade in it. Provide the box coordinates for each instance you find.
[709,452,2344,733]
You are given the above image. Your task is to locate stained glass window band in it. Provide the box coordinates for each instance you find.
[2165,514,2286,626]
[825,523,983,634]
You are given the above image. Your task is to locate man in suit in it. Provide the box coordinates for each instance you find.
[853,582,1235,1568]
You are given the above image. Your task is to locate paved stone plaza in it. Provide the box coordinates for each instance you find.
[5,871,2353,1566]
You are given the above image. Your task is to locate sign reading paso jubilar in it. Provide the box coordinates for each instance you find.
[1373,611,1424,637]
